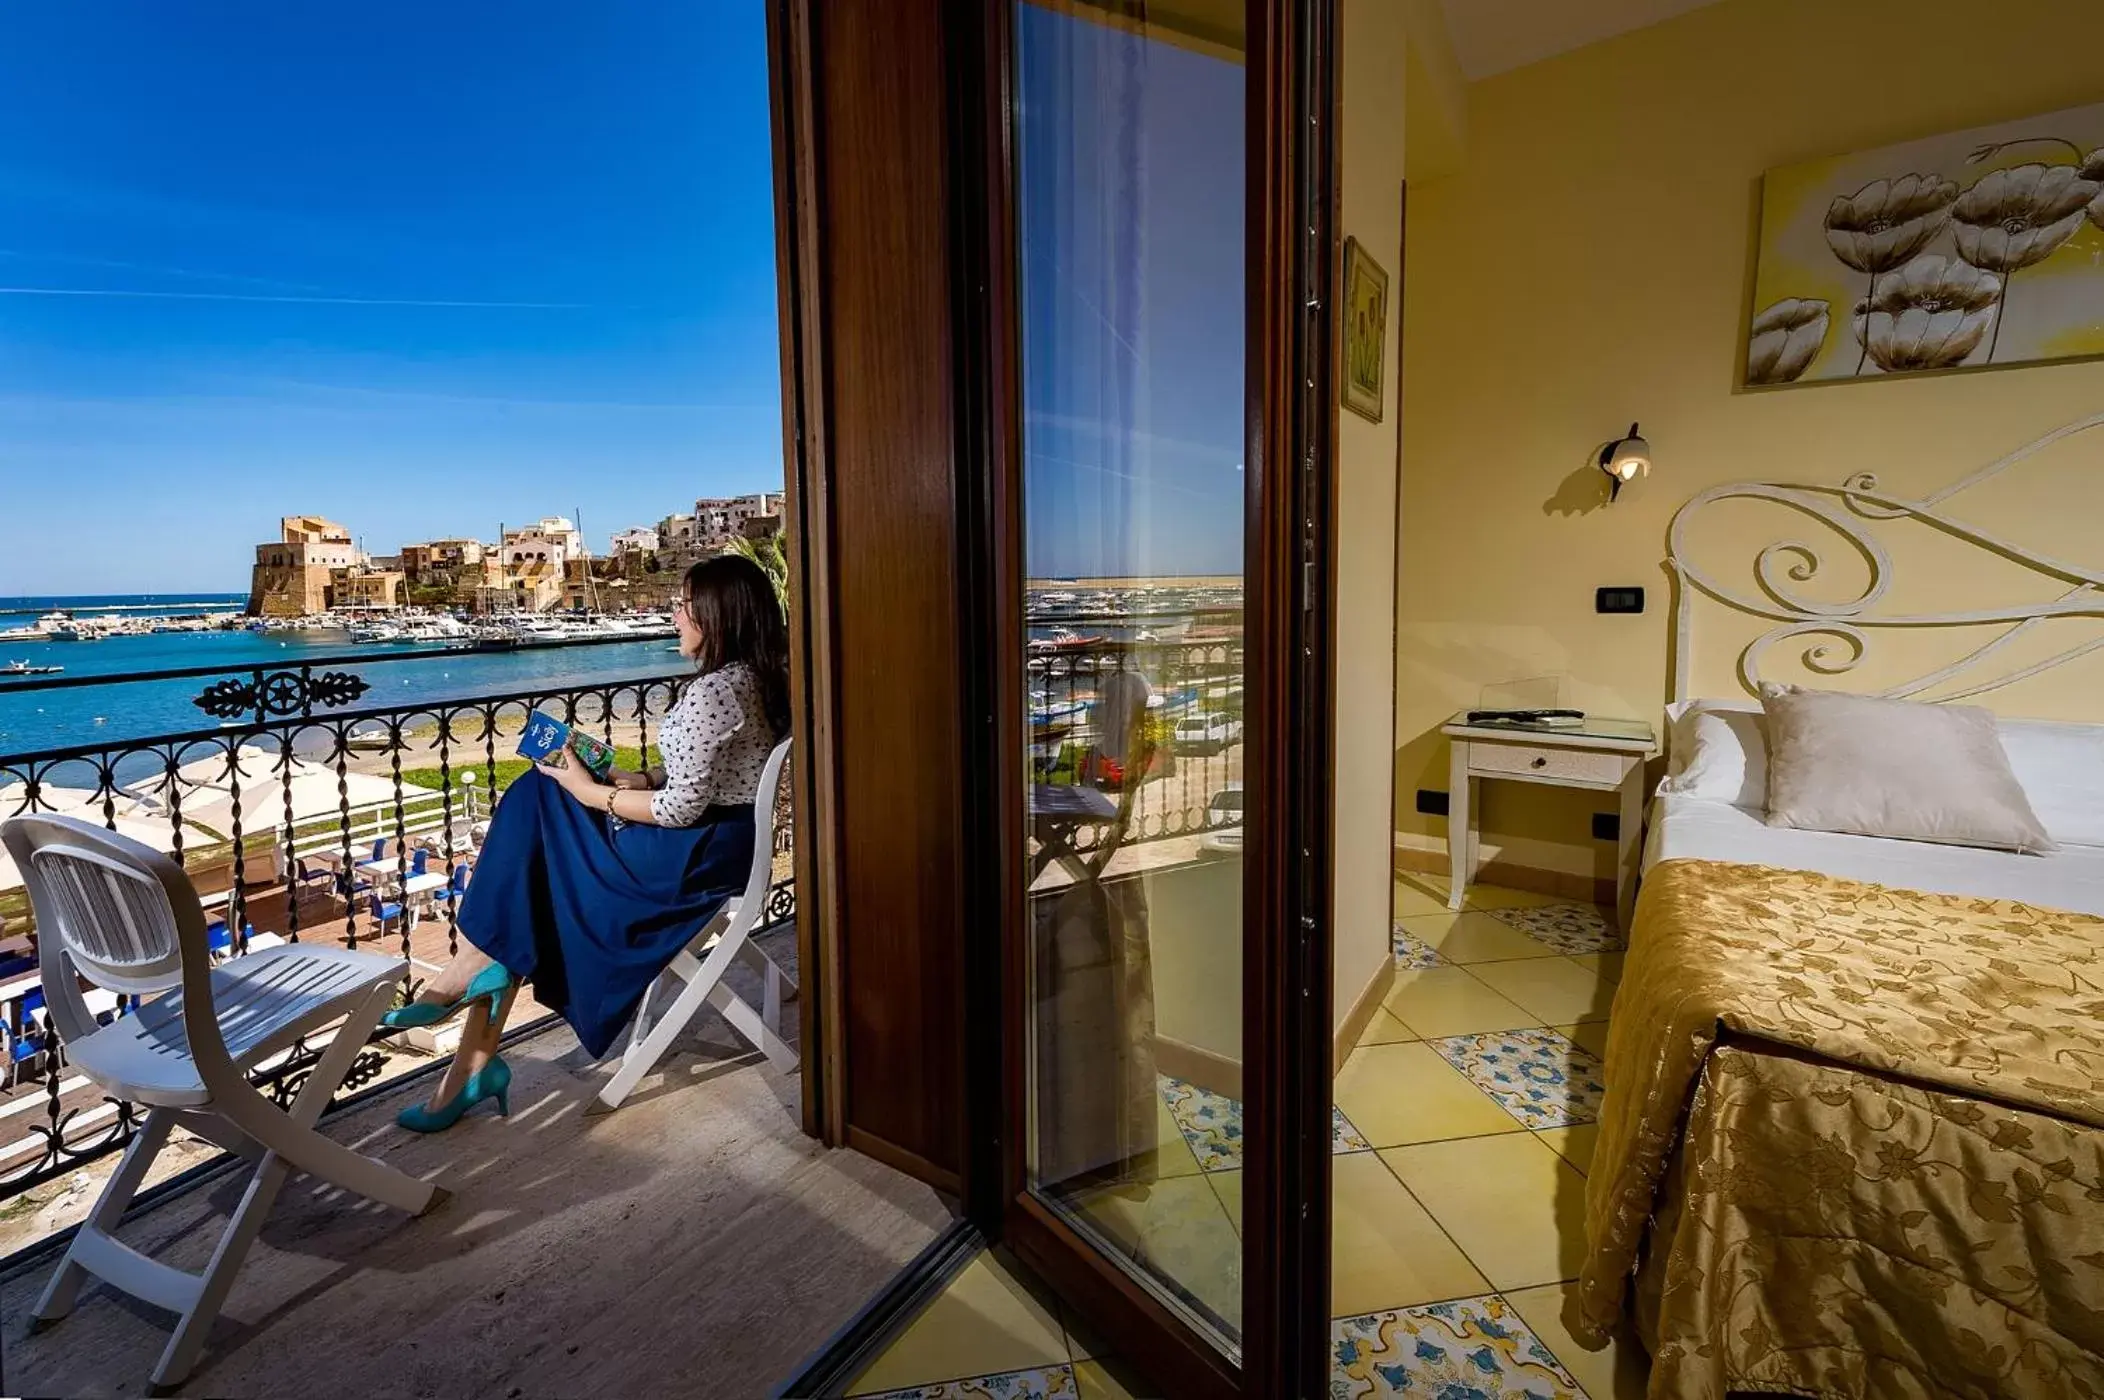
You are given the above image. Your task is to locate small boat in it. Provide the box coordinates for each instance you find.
[3,660,62,676]
[1027,626,1107,656]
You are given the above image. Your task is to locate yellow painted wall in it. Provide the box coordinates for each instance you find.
[1397,0,2104,879]
[1333,0,1410,1027]
[1146,861,1243,1064]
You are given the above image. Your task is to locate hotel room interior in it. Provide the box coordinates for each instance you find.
[838,0,2104,1396]
[0,1,2096,1396]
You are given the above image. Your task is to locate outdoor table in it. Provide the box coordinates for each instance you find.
[399,872,449,900]
[1028,784,1119,887]
[356,856,401,878]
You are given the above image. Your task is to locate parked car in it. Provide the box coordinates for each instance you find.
[1173,712,1242,754]
[1198,783,1243,857]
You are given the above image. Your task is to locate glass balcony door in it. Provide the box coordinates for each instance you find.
[1014,0,1249,1356]
[984,2,1338,1394]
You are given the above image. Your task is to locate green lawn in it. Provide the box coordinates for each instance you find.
[401,744,660,797]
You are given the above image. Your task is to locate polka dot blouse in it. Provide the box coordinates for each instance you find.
[649,662,777,827]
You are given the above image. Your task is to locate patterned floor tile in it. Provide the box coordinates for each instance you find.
[1158,1075,1243,1170]
[859,1364,1079,1400]
[1483,903,1624,956]
[1392,921,1449,970]
[1426,1029,1607,1130]
[1332,1295,1588,1399]
[1160,1079,1372,1167]
[1333,1105,1371,1153]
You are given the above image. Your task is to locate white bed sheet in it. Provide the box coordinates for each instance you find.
[1644,792,2104,917]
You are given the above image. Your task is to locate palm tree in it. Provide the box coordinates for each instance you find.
[725,532,790,618]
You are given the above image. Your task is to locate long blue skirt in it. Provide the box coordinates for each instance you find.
[456,769,756,1058]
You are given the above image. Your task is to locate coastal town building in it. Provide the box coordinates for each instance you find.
[245,501,781,618]
[246,516,359,617]
[657,495,781,555]
[332,567,405,611]
[655,511,700,551]
[399,538,486,584]
[500,517,581,570]
[699,492,782,541]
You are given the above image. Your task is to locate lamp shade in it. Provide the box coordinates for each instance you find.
[1599,422,1650,500]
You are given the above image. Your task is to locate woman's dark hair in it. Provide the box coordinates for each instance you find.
[681,554,791,741]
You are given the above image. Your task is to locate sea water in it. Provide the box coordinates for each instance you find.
[0,599,686,759]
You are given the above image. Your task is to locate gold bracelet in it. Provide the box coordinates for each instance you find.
[604,785,619,815]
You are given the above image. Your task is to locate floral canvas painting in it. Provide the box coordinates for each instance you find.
[1747,101,2104,387]
[1342,236,1388,421]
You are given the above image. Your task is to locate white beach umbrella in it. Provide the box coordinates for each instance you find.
[0,780,163,821]
[180,767,416,839]
[0,787,215,892]
[123,744,287,807]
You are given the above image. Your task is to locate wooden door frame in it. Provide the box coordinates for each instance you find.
[769,0,1340,1388]
[766,0,838,1144]
[769,0,973,1188]
[967,1,1341,1394]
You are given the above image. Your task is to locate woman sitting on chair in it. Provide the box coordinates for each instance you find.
[384,554,789,1133]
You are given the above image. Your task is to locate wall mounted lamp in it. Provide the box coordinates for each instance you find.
[1598,422,1651,503]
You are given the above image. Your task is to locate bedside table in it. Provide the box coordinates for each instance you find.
[1440,713,1658,932]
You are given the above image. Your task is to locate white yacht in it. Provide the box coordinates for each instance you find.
[396,615,473,644]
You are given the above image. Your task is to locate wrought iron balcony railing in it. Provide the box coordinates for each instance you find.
[1026,615,1248,853]
[0,645,794,1210]
[0,615,1240,1223]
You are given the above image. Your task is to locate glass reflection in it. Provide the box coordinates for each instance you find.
[1016,0,1246,1349]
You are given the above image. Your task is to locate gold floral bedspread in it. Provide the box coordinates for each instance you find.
[1570,858,2104,1398]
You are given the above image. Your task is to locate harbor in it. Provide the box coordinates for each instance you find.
[0,618,685,758]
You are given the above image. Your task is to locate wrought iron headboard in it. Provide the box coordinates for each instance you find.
[1665,410,2104,704]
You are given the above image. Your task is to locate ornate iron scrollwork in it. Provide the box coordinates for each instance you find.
[1667,409,2104,703]
[759,879,797,931]
[263,1047,389,1111]
[194,668,371,720]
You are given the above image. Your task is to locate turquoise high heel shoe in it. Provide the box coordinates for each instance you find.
[381,963,513,1029]
[396,1055,512,1134]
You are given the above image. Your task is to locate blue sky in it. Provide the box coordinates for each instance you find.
[0,2,782,595]
[1017,6,1244,580]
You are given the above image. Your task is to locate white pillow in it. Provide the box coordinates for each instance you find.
[1759,685,2055,853]
[1657,699,1767,808]
[1996,719,2104,847]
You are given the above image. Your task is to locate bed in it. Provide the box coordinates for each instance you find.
[1569,440,2104,1399]
[1646,788,2104,915]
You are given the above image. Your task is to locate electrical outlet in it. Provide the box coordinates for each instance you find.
[1416,789,1450,817]
[1591,812,1620,842]
[1595,586,1645,614]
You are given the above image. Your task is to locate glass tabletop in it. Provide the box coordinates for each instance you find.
[1444,711,1656,745]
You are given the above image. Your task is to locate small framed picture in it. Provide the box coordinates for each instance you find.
[1341,236,1389,423]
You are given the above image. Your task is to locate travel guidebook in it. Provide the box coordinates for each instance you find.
[517,709,617,781]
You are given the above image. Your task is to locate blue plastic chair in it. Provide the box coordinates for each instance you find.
[410,848,430,877]
[4,1025,42,1087]
[366,894,410,936]
[204,921,255,959]
[431,864,471,909]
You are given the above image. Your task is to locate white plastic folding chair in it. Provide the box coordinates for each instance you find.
[594,738,799,1111]
[0,813,445,1392]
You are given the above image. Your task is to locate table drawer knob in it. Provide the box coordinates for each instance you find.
[1530,756,1547,768]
